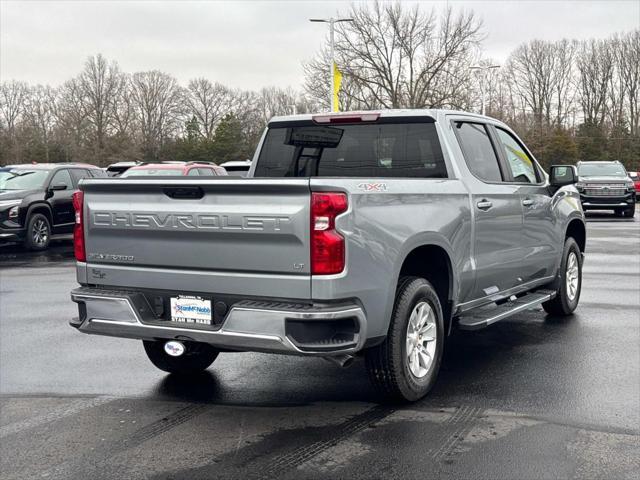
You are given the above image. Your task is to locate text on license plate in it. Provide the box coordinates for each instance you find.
[170,295,212,325]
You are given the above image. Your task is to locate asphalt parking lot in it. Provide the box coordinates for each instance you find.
[1,212,638,480]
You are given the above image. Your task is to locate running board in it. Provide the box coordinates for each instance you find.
[458,289,556,330]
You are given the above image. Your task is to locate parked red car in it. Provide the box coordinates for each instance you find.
[629,171,640,196]
[121,161,228,177]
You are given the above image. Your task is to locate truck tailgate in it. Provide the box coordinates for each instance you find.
[80,178,311,299]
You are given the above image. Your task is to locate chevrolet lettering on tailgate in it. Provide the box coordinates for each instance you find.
[92,212,292,232]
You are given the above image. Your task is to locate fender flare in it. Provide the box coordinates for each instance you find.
[386,232,459,332]
[25,202,54,225]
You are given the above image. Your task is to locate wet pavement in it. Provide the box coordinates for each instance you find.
[0,211,638,479]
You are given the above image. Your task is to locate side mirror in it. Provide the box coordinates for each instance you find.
[549,165,577,187]
[49,183,68,191]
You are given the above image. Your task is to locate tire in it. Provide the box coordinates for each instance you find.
[623,203,635,218]
[365,277,445,403]
[23,213,51,251]
[143,340,218,374]
[542,237,582,316]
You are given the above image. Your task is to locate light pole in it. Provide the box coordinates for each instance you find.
[470,64,500,116]
[310,17,353,112]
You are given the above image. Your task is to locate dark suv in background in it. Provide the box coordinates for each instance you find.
[576,161,636,217]
[0,163,106,250]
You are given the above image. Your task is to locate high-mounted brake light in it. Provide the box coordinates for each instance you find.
[72,190,86,262]
[312,112,380,124]
[311,192,348,275]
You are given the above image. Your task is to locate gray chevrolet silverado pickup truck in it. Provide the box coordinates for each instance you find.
[70,110,586,402]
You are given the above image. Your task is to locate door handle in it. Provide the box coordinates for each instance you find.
[476,200,493,211]
[522,198,534,207]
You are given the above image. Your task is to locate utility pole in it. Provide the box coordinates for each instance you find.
[470,64,500,116]
[310,17,353,112]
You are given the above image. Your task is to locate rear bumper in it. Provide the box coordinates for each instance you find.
[70,287,367,356]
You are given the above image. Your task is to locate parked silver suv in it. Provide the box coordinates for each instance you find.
[69,110,586,402]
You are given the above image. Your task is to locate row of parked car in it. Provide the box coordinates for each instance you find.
[0,160,251,250]
[1,156,637,253]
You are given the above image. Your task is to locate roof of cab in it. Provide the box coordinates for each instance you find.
[269,108,497,124]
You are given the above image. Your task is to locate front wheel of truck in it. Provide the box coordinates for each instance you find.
[143,340,219,374]
[542,237,582,316]
[365,277,444,403]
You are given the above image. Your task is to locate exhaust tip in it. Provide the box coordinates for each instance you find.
[324,354,355,368]
[164,340,185,357]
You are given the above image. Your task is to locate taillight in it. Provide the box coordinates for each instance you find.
[311,192,348,275]
[72,190,86,262]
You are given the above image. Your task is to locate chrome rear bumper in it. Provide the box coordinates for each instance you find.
[70,287,366,356]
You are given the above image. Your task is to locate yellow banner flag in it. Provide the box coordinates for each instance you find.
[333,62,343,112]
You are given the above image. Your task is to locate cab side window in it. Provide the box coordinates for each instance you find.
[495,128,539,184]
[197,168,215,176]
[50,169,74,190]
[187,168,200,176]
[454,122,503,182]
[69,169,92,186]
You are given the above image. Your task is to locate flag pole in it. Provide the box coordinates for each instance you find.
[309,17,353,112]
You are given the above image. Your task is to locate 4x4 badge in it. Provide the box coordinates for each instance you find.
[357,182,388,192]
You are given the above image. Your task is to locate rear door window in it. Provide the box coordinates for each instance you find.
[50,169,74,189]
[254,121,447,178]
[454,122,503,182]
[197,168,216,176]
[69,169,92,186]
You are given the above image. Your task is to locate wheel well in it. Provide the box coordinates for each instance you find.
[399,245,453,331]
[28,205,52,225]
[566,219,586,252]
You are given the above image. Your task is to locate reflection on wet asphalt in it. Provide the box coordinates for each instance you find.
[0,211,638,479]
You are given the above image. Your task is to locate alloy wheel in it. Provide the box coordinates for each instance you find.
[566,251,579,301]
[405,301,437,379]
[32,219,49,246]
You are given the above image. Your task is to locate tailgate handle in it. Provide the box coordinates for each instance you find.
[163,187,204,200]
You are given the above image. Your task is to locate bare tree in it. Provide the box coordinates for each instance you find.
[507,40,556,128]
[77,54,124,158]
[55,78,92,162]
[576,38,614,126]
[130,71,184,159]
[618,30,640,136]
[24,85,58,162]
[506,39,577,129]
[0,80,29,160]
[303,2,483,110]
[185,79,235,140]
[552,39,578,127]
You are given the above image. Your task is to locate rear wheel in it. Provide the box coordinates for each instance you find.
[543,237,582,316]
[365,277,444,403]
[143,340,219,374]
[24,213,51,251]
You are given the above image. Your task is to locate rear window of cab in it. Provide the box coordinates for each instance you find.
[254,121,447,178]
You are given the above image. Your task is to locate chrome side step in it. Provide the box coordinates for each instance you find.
[458,289,556,330]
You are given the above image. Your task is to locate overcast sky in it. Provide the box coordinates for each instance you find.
[1,0,638,90]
